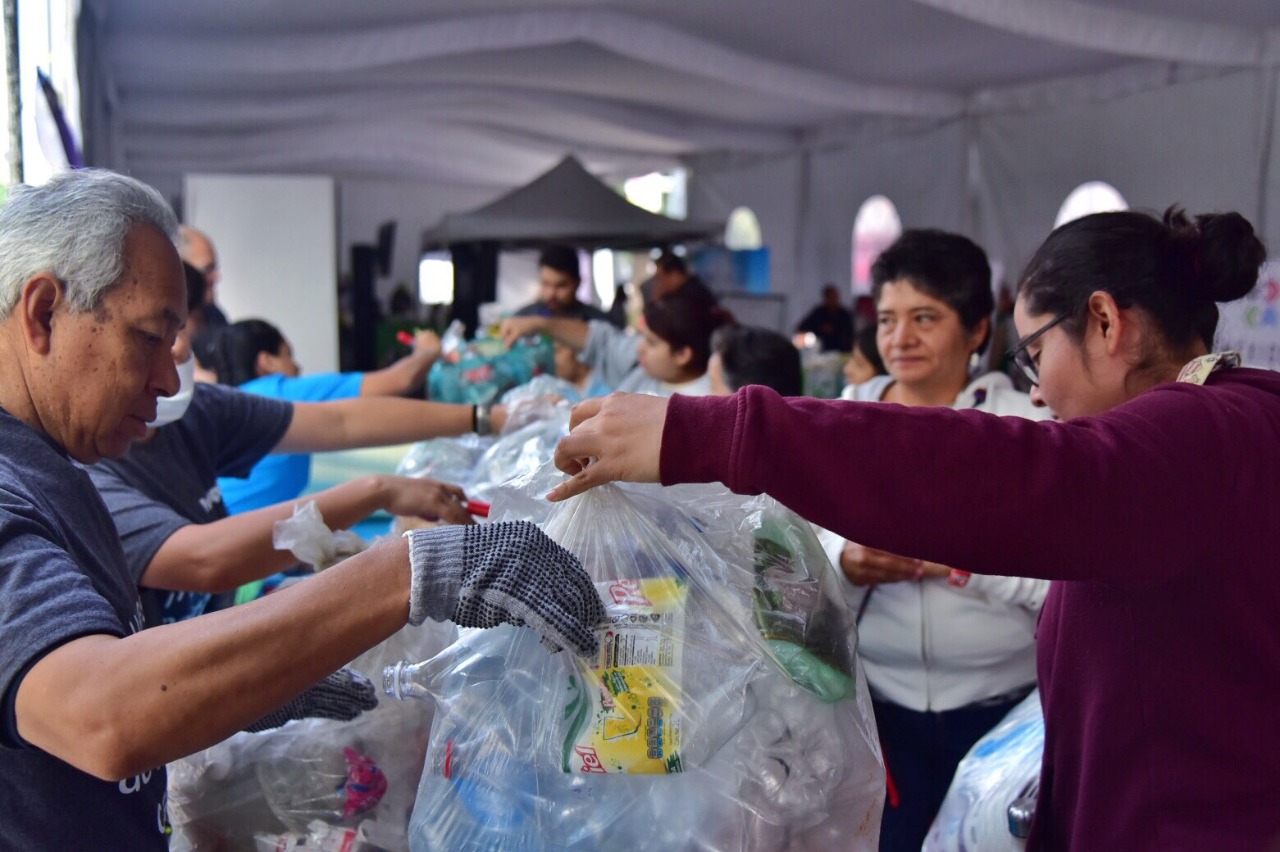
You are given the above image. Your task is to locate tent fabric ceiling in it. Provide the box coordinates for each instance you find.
[88,0,1280,190]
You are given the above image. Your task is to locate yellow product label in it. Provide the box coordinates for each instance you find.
[562,577,687,775]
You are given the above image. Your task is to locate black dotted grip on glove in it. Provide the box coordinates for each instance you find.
[245,668,379,733]
[406,521,606,657]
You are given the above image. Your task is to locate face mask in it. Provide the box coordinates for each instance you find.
[147,357,196,428]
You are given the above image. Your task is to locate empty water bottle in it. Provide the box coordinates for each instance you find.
[440,319,467,362]
[385,627,551,851]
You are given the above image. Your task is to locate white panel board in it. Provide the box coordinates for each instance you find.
[184,174,339,374]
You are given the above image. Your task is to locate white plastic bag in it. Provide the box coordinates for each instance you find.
[273,500,368,570]
[924,691,1044,852]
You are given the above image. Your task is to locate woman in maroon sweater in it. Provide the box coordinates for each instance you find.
[551,208,1279,851]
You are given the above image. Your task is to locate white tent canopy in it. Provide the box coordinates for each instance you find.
[82,0,1280,342]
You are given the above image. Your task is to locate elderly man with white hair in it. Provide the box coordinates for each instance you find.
[0,169,605,847]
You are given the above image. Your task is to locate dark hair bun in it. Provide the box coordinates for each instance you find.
[1166,207,1266,304]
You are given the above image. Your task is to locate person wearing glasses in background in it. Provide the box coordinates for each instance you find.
[550,207,1279,851]
[830,229,1052,852]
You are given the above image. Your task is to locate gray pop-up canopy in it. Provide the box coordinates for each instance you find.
[420,156,721,251]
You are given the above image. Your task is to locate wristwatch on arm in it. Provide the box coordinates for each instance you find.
[472,402,493,436]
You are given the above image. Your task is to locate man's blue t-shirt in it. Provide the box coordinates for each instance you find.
[218,372,363,514]
[86,383,292,625]
[0,408,169,849]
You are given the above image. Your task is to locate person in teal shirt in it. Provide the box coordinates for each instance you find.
[212,318,447,513]
[210,318,505,602]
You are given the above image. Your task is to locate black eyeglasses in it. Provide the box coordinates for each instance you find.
[1008,314,1068,386]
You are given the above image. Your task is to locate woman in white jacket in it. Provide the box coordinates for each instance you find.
[830,230,1052,852]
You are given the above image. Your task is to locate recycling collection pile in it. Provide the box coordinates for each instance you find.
[167,383,896,851]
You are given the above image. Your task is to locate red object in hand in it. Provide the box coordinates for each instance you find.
[396,330,415,346]
[465,500,491,518]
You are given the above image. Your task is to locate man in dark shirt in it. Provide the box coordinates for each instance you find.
[795,284,855,352]
[514,244,615,325]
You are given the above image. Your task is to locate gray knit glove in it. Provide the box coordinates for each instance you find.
[407,521,605,657]
[245,668,379,733]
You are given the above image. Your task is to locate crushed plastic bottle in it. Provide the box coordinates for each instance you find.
[256,741,387,832]
[439,319,467,363]
[385,629,550,852]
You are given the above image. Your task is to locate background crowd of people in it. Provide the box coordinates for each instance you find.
[0,167,1276,851]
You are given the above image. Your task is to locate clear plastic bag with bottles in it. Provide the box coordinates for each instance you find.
[166,620,457,852]
[385,465,885,850]
[394,402,571,507]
